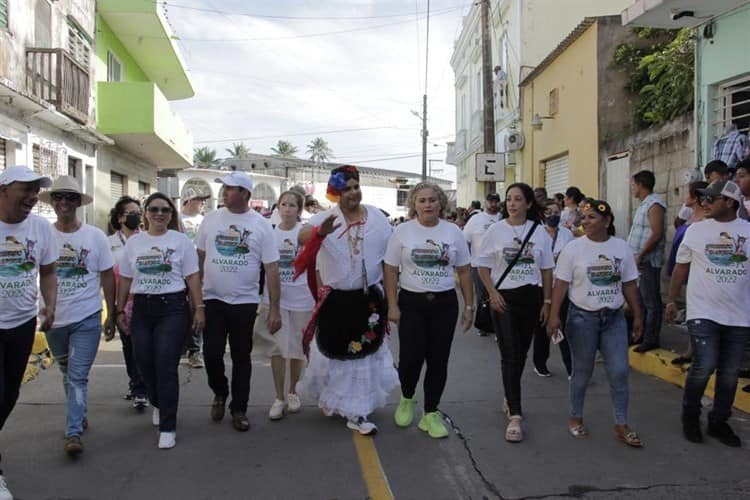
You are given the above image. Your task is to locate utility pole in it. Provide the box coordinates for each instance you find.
[421,94,428,181]
[481,0,496,193]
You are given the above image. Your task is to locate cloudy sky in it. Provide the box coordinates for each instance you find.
[166,0,471,183]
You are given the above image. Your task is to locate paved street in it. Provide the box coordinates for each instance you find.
[5,320,750,500]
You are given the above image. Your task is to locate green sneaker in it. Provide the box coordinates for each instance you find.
[418,411,449,439]
[394,396,415,427]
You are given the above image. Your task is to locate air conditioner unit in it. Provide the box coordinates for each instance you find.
[505,132,525,151]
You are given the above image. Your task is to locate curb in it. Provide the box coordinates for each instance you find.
[629,348,750,414]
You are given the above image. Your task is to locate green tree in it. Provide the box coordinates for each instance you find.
[271,140,298,157]
[225,142,251,159]
[193,146,219,168]
[612,28,694,130]
[306,137,334,164]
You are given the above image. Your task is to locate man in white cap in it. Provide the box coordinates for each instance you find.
[0,165,58,498]
[195,171,281,432]
[179,188,209,369]
[666,180,750,447]
[39,176,116,457]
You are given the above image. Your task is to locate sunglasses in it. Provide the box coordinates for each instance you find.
[146,206,173,214]
[700,195,724,204]
[51,192,81,202]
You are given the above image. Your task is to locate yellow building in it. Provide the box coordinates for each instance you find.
[518,16,636,199]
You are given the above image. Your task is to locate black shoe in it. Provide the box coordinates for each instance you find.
[682,417,702,443]
[533,366,551,377]
[633,343,659,353]
[211,397,226,422]
[707,421,741,447]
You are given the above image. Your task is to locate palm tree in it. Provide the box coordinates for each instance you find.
[193,146,219,168]
[306,137,334,164]
[225,142,251,159]
[270,140,298,158]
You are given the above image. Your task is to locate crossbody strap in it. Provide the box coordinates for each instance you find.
[492,220,539,290]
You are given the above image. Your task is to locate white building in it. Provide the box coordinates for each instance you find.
[446,0,633,207]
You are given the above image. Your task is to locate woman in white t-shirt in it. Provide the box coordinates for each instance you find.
[476,183,554,443]
[384,183,473,439]
[263,191,316,421]
[547,199,644,447]
[108,196,149,409]
[116,193,204,450]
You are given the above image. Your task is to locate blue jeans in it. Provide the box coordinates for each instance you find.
[566,304,630,424]
[131,292,189,432]
[45,312,102,438]
[639,264,662,345]
[682,319,750,423]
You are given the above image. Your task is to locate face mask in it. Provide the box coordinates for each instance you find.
[545,215,561,228]
[123,213,141,230]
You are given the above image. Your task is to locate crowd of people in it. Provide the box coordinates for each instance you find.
[0,158,749,499]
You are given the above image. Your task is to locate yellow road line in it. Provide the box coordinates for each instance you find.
[352,432,394,500]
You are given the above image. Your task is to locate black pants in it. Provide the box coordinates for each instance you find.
[120,330,146,397]
[533,297,572,376]
[203,300,258,413]
[491,285,542,416]
[397,290,458,412]
[0,318,36,430]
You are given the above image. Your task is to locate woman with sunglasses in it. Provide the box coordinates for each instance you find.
[116,193,204,449]
[547,199,644,447]
[476,182,554,442]
[108,196,149,410]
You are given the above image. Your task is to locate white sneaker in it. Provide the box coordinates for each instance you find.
[158,431,176,449]
[0,475,12,500]
[347,416,378,436]
[287,393,301,413]
[269,399,286,420]
[152,407,160,426]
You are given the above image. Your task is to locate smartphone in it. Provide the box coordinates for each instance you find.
[552,328,564,345]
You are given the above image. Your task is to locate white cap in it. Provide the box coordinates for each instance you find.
[0,165,53,188]
[215,172,253,192]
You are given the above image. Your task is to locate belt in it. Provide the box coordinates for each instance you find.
[399,289,454,301]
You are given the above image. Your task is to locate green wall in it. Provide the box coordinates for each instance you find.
[94,16,148,85]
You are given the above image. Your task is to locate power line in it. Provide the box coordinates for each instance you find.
[344,150,446,164]
[194,126,418,144]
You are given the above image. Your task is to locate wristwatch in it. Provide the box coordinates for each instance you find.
[543,299,552,304]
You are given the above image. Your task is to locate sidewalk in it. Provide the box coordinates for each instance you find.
[629,322,750,413]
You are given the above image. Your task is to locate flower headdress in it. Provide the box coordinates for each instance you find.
[326,165,359,203]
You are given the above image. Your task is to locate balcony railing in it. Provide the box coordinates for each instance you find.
[26,48,90,124]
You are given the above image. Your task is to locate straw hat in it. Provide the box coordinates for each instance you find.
[39,175,93,205]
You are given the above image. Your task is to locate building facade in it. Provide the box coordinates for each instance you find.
[94,0,194,229]
[446,0,632,207]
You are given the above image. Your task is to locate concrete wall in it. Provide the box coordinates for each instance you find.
[96,147,158,229]
[520,22,599,196]
[696,5,750,167]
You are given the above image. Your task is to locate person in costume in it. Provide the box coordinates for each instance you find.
[295,165,398,435]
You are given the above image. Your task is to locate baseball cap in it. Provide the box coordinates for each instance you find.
[183,187,209,202]
[0,165,53,188]
[215,172,253,192]
[697,179,742,203]
[486,192,501,201]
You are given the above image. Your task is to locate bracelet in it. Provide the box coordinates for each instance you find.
[465,305,475,312]
[195,304,206,309]
[544,299,552,304]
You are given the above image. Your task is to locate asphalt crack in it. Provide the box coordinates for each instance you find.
[441,410,506,500]
[520,482,699,499]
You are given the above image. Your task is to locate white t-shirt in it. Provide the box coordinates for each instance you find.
[476,220,554,289]
[195,208,279,304]
[550,226,575,263]
[181,213,204,241]
[272,223,315,311]
[555,236,639,311]
[463,211,501,266]
[677,204,694,223]
[0,214,58,329]
[51,224,114,328]
[676,218,750,326]
[119,230,198,295]
[309,205,392,291]
[385,219,471,292]
[108,231,127,268]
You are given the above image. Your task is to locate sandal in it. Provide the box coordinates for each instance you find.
[568,423,588,439]
[505,416,523,443]
[670,355,691,365]
[614,425,643,448]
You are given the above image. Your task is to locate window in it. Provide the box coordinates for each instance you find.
[32,143,63,178]
[67,156,78,178]
[396,189,409,207]
[68,24,91,68]
[34,0,51,48]
[110,171,125,202]
[107,51,122,82]
[0,139,5,170]
[0,0,8,29]
[549,88,559,116]
[714,78,750,137]
[138,181,150,199]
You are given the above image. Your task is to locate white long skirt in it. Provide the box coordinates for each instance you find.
[297,339,399,420]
